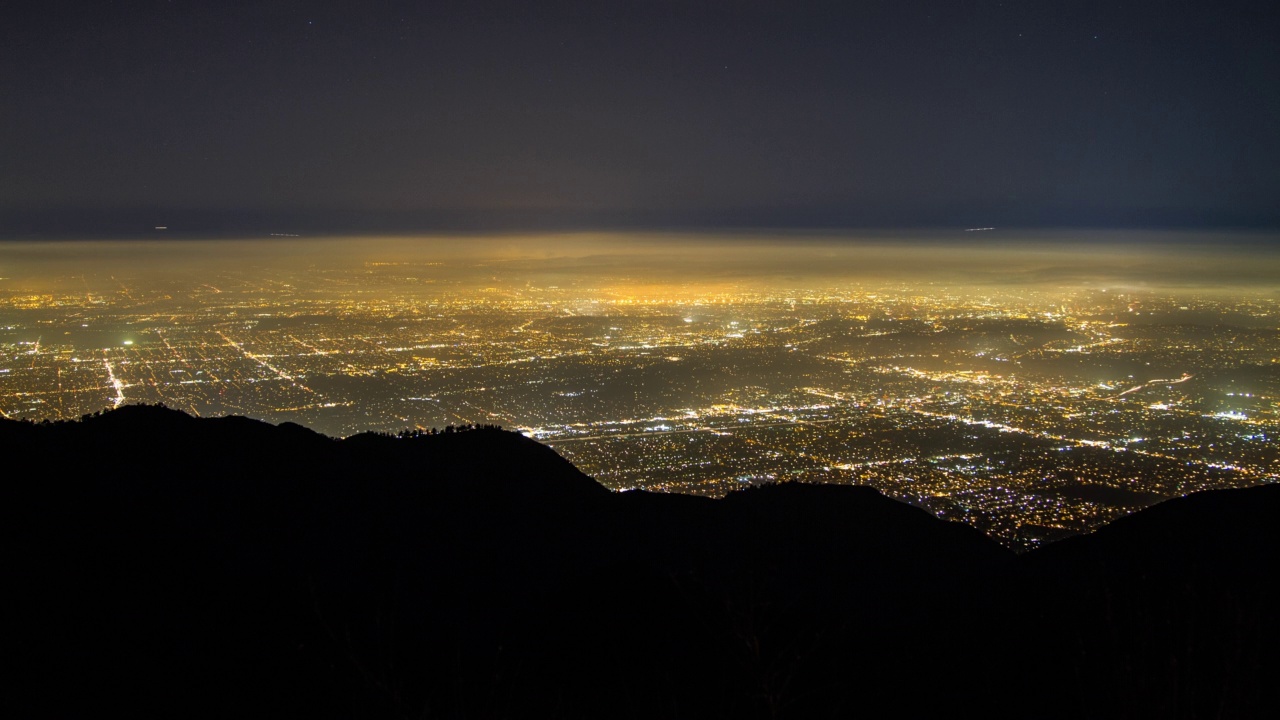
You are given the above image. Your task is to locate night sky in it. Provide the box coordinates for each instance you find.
[4,1,1279,237]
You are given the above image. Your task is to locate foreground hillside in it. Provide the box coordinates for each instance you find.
[3,406,1277,719]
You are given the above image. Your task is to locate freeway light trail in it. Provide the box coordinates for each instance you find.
[103,357,126,408]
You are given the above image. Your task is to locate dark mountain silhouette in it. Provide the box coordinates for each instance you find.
[3,406,1276,719]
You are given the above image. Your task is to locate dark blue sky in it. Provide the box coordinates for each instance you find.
[3,1,1279,237]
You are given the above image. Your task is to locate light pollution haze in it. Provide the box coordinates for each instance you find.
[3,230,1280,293]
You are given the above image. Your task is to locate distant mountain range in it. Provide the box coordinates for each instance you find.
[4,406,1277,719]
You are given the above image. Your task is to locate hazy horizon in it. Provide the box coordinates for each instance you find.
[5,230,1280,293]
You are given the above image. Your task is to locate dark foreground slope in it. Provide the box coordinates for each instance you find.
[1015,483,1280,719]
[3,407,1277,719]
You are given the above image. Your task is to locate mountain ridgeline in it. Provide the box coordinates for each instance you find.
[4,406,1278,719]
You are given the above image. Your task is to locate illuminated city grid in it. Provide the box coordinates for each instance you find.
[2,238,1278,549]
